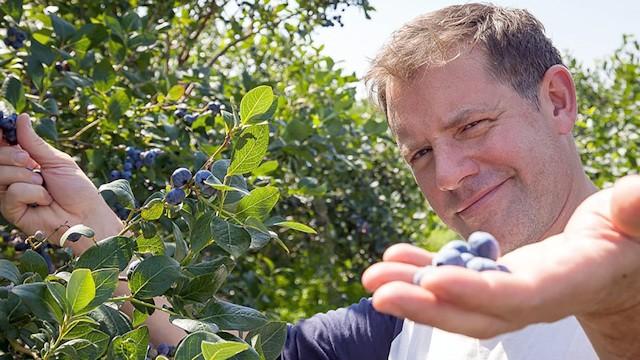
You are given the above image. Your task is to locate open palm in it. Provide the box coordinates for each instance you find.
[362,175,640,341]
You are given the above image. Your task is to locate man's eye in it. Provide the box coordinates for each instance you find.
[462,120,483,132]
[411,147,432,162]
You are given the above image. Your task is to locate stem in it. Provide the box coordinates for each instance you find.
[110,296,179,316]
[43,314,70,360]
[117,214,142,237]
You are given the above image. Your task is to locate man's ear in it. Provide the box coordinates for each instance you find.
[538,64,577,135]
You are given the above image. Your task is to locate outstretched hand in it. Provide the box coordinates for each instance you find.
[362,175,640,355]
[0,114,122,251]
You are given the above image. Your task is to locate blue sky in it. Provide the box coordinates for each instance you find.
[313,0,640,97]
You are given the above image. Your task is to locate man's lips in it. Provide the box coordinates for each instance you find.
[456,178,511,215]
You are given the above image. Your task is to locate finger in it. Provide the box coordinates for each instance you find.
[0,147,39,168]
[414,265,541,320]
[612,174,640,238]
[361,261,420,292]
[0,182,53,221]
[0,165,44,186]
[382,242,434,266]
[16,114,74,167]
[371,281,512,339]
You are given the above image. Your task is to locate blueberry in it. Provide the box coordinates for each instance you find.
[126,259,141,279]
[55,61,64,72]
[441,239,471,254]
[156,343,171,356]
[4,128,17,145]
[207,101,221,114]
[465,257,503,272]
[122,171,132,180]
[468,231,500,260]
[141,151,156,166]
[125,146,140,158]
[174,108,187,118]
[13,240,29,251]
[38,246,55,274]
[460,252,474,265]
[194,170,213,186]
[165,188,186,205]
[432,248,465,267]
[184,113,198,125]
[109,170,121,181]
[123,161,133,171]
[134,160,143,169]
[171,168,192,188]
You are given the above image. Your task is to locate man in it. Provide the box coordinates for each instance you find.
[0,3,638,359]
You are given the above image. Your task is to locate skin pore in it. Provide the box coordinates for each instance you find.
[385,47,597,252]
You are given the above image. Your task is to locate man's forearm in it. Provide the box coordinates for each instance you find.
[579,303,640,360]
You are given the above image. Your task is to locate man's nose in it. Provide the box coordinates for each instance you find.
[434,145,478,192]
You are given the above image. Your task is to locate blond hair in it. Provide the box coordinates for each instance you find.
[365,3,563,118]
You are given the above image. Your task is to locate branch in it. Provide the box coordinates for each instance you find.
[178,1,220,66]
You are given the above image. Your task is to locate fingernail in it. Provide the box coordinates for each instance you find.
[13,151,28,164]
[32,173,43,185]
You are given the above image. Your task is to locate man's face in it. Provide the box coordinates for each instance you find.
[386,50,576,253]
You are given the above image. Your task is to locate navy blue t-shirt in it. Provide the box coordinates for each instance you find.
[280,298,404,360]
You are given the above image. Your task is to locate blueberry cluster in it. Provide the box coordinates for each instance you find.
[146,343,176,359]
[110,147,164,181]
[432,231,509,271]
[0,111,18,145]
[173,100,223,126]
[414,231,509,285]
[7,230,55,273]
[4,27,26,49]
[165,168,217,205]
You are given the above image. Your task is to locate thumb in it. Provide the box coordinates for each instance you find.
[611,174,640,239]
[16,113,72,167]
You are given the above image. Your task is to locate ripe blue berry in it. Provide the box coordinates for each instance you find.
[194,169,213,186]
[109,170,121,181]
[432,248,465,267]
[122,171,132,180]
[442,239,471,254]
[156,343,171,356]
[165,188,186,205]
[465,257,501,272]
[123,161,133,171]
[171,168,192,188]
[174,108,187,118]
[468,231,500,260]
[460,252,474,265]
[184,113,198,125]
[207,101,221,114]
[0,112,18,145]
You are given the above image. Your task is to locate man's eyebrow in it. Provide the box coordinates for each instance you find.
[442,104,500,131]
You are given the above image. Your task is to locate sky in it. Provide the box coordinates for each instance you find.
[313,0,640,97]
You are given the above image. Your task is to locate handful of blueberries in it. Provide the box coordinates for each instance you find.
[413,231,509,285]
[0,111,18,145]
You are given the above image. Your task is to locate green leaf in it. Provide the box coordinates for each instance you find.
[173,222,188,262]
[129,256,180,298]
[0,259,20,284]
[210,218,250,258]
[99,179,136,209]
[27,56,44,91]
[178,265,228,302]
[45,281,69,318]
[50,14,76,42]
[67,268,96,314]
[18,249,49,278]
[93,60,116,92]
[30,39,56,65]
[203,176,249,194]
[60,224,95,247]
[2,76,25,112]
[201,340,250,360]
[141,198,164,220]
[273,221,317,234]
[240,85,274,124]
[246,322,287,360]
[56,339,99,360]
[198,300,268,331]
[132,309,148,328]
[87,268,119,309]
[251,160,279,176]
[63,325,110,357]
[11,283,57,322]
[167,85,185,101]
[107,89,130,123]
[0,0,23,22]
[34,116,58,141]
[235,186,280,221]
[190,213,214,255]
[174,331,223,360]
[170,317,220,334]
[135,235,165,256]
[228,124,269,176]
[111,326,149,360]
[89,305,132,337]
[76,236,136,271]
